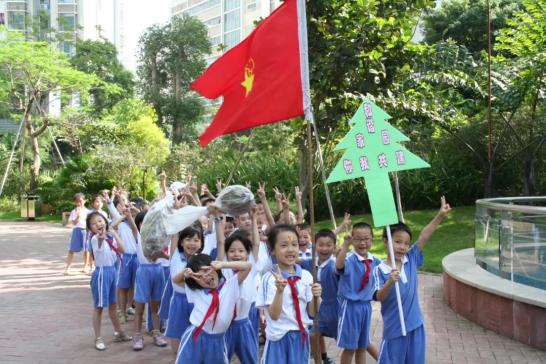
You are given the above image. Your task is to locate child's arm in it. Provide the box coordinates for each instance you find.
[215,216,226,261]
[335,234,351,271]
[333,212,351,236]
[110,214,126,230]
[172,267,192,285]
[307,283,322,317]
[109,227,125,254]
[272,187,283,213]
[250,207,260,261]
[190,183,202,206]
[160,171,167,194]
[417,196,451,250]
[69,208,80,225]
[211,260,252,284]
[375,269,400,302]
[257,182,275,229]
[124,210,139,241]
[281,194,291,225]
[295,186,304,224]
[170,234,178,258]
[268,270,287,320]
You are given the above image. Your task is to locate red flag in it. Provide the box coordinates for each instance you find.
[191,0,306,146]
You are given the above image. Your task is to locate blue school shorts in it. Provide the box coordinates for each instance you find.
[248,302,260,337]
[261,330,310,364]
[337,299,372,350]
[68,227,86,253]
[134,263,164,303]
[165,291,194,339]
[176,326,228,364]
[117,253,138,289]
[90,266,117,308]
[378,324,426,364]
[226,318,258,364]
[311,299,338,339]
[158,266,173,320]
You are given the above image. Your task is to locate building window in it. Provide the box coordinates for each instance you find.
[59,41,75,57]
[203,16,221,27]
[210,35,221,46]
[223,29,240,49]
[7,11,26,30]
[58,0,76,4]
[58,14,75,31]
[224,0,240,11]
[224,10,240,32]
[185,0,221,16]
[0,13,5,26]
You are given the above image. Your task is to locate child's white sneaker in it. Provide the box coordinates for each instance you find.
[95,337,106,351]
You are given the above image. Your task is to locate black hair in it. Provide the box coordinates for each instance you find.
[91,194,102,204]
[134,210,147,232]
[352,222,374,237]
[86,211,108,232]
[130,197,148,211]
[177,226,204,254]
[226,216,235,224]
[113,195,124,208]
[296,223,310,231]
[315,229,336,244]
[201,197,216,206]
[185,253,224,290]
[267,224,299,252]
[382,223,413,240]
[225,230,252,254]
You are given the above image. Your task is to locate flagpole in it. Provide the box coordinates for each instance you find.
[386,224,407,336]
[224,129,255,186]
[393,172,404,223]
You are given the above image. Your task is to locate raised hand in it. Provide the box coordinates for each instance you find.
[272,265,287,292]
[272,187,283,202]
[438,196,452,217]
[210,260,224,271]
[388,268,401,284]
[257,182,266,200]
[295,186,302,201]
[216,179,223,193]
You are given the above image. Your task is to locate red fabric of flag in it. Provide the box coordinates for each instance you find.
[191,0,303,146]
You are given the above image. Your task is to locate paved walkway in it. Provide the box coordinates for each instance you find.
[1,221,545,364]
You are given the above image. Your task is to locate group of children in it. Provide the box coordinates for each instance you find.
[63,175,451,364]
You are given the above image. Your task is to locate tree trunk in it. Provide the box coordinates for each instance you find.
[483,163,495,197]
[26,114,41,192]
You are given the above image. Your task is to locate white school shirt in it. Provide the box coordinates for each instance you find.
[69,208,89,229]
[107,202,138,254]
[222,256,259,320]
[91,235,118,267]
[186,274,240,334]
[256,268,314,341]
[170,249,188,294]
[202,232,217,256]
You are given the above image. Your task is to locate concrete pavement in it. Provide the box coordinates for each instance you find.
[1,221,545,364]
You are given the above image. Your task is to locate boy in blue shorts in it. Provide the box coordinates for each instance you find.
[336,222,381,364]
[374,196,451,364]
[300,229,339,364]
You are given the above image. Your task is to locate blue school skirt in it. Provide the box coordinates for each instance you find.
[164,291,194,339]
[68,227,86,253]
[159,266,173,320]
[90,266,117,308]
[261,330,310,364]
[226,318,258,364]
[176,326,228,364]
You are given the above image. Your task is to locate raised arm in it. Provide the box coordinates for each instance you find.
[273,187,283,213]
[334,212,351,236]
[257,183,275,229]
[109,226,125,254]
[160,171,167,194]
[124,210,139,241]
[215,215,226,261]
[335,234,351,271]
[250,206,260,261]
[211,260,252,284]
[268,269,287,320]
[417,196,451,250]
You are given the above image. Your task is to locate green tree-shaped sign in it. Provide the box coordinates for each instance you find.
[327,99,430,227]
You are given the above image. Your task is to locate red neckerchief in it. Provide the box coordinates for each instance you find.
[286,276,306,344]
[104,235,124,268]
[358,259,372,291]
[193,279,226,342]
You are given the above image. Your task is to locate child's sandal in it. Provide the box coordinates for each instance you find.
[113,331,132,342]
[95,337,106,351]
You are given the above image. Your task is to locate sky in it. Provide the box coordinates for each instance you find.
[121,0,170,72]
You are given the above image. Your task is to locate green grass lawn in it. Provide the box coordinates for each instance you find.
[0,209,61,222]
[315,205,475,273]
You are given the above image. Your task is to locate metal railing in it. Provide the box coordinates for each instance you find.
[475,197,546,290]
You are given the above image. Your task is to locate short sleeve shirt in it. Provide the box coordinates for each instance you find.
[337,252,381,302]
